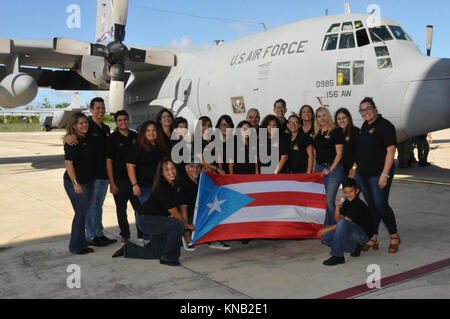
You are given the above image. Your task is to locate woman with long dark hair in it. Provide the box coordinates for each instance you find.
[156,108,175,149]
[214,115,235,174]
[229,120,259,175]
[63,113,96,255]
[114,158,195,266]
[299,105,315,138]
[259,115,289,174]
[335,108,360,176]
[287,114,314,174]
[352,97,400,253]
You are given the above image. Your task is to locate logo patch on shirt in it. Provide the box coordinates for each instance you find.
[92,133,98,137]
[345,136,351,142]
[293,144,300,151]
[369,128,376,134]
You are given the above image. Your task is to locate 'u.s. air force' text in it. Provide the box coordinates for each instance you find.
[230,40,308,66]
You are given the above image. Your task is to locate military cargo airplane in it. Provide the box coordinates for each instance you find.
[0,0,449,141]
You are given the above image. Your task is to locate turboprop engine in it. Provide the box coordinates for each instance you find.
[0,73,38,108]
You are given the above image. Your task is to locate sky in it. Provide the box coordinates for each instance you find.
[1,0,449,109]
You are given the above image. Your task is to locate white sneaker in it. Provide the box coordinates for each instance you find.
[182,237,196,252]
[208,242,231,250]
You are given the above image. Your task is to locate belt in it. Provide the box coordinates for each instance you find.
[318,162,330,167]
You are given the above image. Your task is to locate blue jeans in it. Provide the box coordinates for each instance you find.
[85,179,109,239]
[315,163,345,227]
[64,179,94,254]
[356,172,398,235]
[135,215,185,263]
[322,219,369,257]
[137,188,152,241]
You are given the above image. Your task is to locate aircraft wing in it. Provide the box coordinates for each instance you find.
[0,39,80,69]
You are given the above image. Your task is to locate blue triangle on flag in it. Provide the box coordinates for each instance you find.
[192,173,255,244]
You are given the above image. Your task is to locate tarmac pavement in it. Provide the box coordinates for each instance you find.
[0,130,449,299]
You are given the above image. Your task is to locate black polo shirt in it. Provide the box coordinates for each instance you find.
[302,125,315,139]
[233,136,258,174]
[106,129,138,181]
[313,128,344,166]
[87,118,111,180]
[340,197,374,238]
[356,115,397,177]
[179,174,199,219]
[126,144,167,188]
[64,136,96,184]
[258,133,289,173]
[140,181,180,217]
[288,131,312,173]
[342,126,361,176]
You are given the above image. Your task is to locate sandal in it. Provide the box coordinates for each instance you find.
[362,236,379,252]
[389,234,401,254]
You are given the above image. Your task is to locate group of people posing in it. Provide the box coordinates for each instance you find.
[63,96,401,267]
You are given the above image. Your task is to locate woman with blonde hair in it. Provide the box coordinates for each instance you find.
[312,107,345,227]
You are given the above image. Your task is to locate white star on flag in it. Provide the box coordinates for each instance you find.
[207,196,227,216]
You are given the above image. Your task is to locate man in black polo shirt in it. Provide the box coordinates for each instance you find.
[106,110,140,244]
[179,162,202,251]
[273,98,290,136]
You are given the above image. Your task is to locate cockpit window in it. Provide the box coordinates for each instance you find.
[375,46,390,57]
[342,22,353,31]
[354,21,364,29]
[327,24,341,33]
[339,33,356,49]
[369,26,393,42]
[356,29,370,47]
[377,58,393,69]
[389,25,411,41]
[322,34,339,51]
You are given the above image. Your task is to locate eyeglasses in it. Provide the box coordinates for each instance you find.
[359,105,375,114]
[248,115,260,119]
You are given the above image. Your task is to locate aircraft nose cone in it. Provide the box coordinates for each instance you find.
[402,58,450,138]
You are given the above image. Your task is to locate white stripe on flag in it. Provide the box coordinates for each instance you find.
[219,206,325,225]
[222,181,325,195]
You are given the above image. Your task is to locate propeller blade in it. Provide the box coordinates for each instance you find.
[109,80,125,114]
[426,25,433,56]
[53,38,92,56]
[0,38,14,54]
[113,0,128,26]
[142,50,177,67]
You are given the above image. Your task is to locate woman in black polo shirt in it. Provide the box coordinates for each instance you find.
[229,120,259,175]
[63,113,96,255]
[116,158,195,266]
[299,104,315,138]
[259,115,289,174]
[312,107,345,227]
[156,108,174,149]
[287,114,313,174]
[335,108,360,176]
[351,97,400,253]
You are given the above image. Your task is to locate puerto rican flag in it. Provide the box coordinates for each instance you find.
[192,173,326,244]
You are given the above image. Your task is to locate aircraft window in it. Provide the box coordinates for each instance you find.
[339,33,356,49]
[375,46,390,57]
[327,24,341,33]
[322,34,339,51]
[353,61,364,85]
[355,21,364,29]
[369,26,393,42]
[377,58,393,69]
[342,22,353,31]
[337,62,351,86]
[356,29,370,47]
[389,25,411,41]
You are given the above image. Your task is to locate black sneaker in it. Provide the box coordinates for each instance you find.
[112,247,125,258]
[100,235,117,245]
[351,243,362,257]
[76,247,94,255]
[323,256,345,266]
[87,237,109,247]
[160,259,180,267]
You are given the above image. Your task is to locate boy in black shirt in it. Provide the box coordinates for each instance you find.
[106,111,140,244]
[318,178,374,266]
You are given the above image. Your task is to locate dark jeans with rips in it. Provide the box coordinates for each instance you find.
[113,179,142,239]
[123,215,184,263]
[64,179,94,254]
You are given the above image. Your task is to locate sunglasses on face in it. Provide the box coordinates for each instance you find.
[359,105,375,113]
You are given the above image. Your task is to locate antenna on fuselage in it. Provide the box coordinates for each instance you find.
[426,25,434,56]
[344,3,351,14]
[325,9,328,16]
[261,22,268,31]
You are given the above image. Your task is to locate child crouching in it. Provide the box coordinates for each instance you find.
[318,178,374,266]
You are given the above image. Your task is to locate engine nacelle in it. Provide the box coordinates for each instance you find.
[0,73,38,108]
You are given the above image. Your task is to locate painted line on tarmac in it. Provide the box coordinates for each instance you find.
[394,178,450,186]
[318,257,450,299]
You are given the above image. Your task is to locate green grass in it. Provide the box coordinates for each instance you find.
[0,123,44,132]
